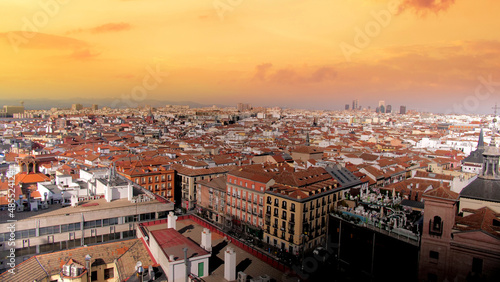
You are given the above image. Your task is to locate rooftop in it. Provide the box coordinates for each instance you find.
[145,217,287,281]
[0,196,170,222]
[150,228,210,261]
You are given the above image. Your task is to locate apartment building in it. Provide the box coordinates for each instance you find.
[196,175,227,225]
[263,173,338,254]
[0,181,174,273]
[117,162,175,202]
[225,169,275,233]
[173,164,237,210]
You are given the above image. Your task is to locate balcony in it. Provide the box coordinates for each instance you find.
[290,207,295,212]
[274,202,279,207]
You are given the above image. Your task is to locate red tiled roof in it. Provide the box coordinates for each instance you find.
[454,207,500,239]
[150,228,209,261]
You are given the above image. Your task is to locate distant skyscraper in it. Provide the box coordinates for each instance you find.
[400,105,407,115]
[237,103,251,112]
[2,105,24,117]
[378,101,385,113]
[352,99,358,111]
[345,104,349,111]
[91,104,98,111]
[386,105,392,113]
[71,103,83,111]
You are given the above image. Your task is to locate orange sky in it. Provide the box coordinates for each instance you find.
[1,0,499,113]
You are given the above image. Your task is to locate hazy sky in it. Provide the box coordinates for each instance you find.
[1,0,499,113]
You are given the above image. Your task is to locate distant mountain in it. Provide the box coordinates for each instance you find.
[0,98,230,110]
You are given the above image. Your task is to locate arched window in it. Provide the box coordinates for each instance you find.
[433,216,441,230]
[430,216,443,236]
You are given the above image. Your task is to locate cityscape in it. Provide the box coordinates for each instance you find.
[1,1,500,282]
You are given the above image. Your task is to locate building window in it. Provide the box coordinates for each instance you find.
[427,273,437,282]
[282,201,287,209]
[429,251,439,260]
[91,271,98,281]
[472,258,483,275]
[429,216,443,236]
[104,267,114,279]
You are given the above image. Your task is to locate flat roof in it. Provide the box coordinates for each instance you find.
[150,228,209,261]
[0,197,172,222]
[145,218,287,281]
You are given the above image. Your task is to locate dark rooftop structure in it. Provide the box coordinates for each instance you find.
[325,164,362,189]
[462,128,486,165]
[461,122,500,203]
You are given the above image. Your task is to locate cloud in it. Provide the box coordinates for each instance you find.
[398,0,456,15]
[253,64,337,84]
[253,63,273,81]
[66,22,132,35]
[69,48,101,60]
[0,31,88,50]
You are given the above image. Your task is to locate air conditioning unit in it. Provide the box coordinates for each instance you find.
[238,272,248,282]
[260,275,271,282]
[250,275,270,282]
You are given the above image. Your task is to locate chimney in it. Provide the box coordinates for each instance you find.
[127,182,133,201]
[167,212,178,229]
[200,228,212,252]
[224,247,236,281]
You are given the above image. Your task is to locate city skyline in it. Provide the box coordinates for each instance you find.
[0,1,500,113]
